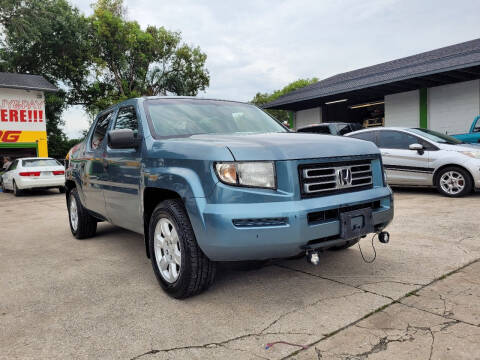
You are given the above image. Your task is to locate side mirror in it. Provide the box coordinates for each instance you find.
[409,143,423,151]
[108,129,140,149]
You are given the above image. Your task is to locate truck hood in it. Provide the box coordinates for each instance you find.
[187,132,379,160]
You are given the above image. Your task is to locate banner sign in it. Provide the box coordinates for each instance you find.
[0,88,46,132]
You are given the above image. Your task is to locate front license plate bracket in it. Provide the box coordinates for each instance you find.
[340,208,374,240]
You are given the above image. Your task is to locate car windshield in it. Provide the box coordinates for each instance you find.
[409,128,464,145]
[146,99,286,137]
[22,159,61,167]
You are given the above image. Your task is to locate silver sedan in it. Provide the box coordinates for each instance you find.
[347,127,480,197]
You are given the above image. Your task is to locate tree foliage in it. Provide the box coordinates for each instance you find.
[79,0,209,115]
[252,78,318,125]
[0,0,210,157]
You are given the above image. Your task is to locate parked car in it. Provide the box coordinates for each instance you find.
[297,122,362,135]
[451,115,480,143]
[346,127,480,197]
[65,97,393,298]
[1,157,65,196]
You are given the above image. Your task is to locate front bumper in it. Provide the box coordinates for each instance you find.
[16,176,65,190]
[187,187,393,261]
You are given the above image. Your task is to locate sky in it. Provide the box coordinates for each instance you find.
[62,0,480,138]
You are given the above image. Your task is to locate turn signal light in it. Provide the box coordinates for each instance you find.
[53,170,65,175]
[19,172,40,176]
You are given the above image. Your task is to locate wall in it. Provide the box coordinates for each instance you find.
[384,90,419,127]
[0,87,48,157]
[295,107,321,129]
[428,80,480,134]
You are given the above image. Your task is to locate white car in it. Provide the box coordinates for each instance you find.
[347,127,480,197]
[1,157,65,196]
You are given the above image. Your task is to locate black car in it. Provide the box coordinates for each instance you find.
[297,122,362,136]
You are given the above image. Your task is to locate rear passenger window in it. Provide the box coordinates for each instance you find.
[91,112,114,150]
[377,131,418,149]
[350,131,377,144]
[114,106,138,132]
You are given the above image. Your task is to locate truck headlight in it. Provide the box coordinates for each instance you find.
[215,162,276,189]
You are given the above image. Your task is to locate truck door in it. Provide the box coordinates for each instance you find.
[104,105,143,233]
[377,130,432,185]
[82,111,115,216]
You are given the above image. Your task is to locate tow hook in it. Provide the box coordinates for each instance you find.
[306,251,320,266]
[378,231,390,244]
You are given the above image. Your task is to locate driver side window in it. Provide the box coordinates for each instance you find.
[91,111,114,150]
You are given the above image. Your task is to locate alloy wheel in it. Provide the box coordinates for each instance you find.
[154,218,182,283]
[439,171,465,195]
[69,195,79,231]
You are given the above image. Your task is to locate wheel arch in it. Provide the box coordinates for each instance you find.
[143,187,182,258]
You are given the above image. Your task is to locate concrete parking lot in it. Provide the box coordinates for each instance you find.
[0,189,479,359]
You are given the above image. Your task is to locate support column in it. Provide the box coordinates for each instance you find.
[419,88,428,129]
[288,111,294,129]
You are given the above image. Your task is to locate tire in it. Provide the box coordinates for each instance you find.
[58,186,65,194]
[13,181,22,196]
[435,166,472,197]
[149,199,216,299]
[67,188,97,239]
[330,237,360,251]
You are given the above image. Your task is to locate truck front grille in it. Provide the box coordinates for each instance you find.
[299,159,374,197]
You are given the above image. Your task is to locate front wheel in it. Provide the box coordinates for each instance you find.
[435,166,472,197]
[67,188,97,239]
[149,199,216,299]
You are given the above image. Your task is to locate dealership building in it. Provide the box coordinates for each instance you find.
[265,38,480,134]
[0,72,57,160]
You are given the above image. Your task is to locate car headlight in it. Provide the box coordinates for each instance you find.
[215,161,276,189]
[459,151,480,159]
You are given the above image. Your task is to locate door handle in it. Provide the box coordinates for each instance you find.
[381,152,391,156]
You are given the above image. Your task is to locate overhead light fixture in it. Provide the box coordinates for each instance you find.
[350,101,384,109]
[324,99,348,105]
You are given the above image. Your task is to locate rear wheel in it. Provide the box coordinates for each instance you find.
[59,186,65,194]
[330,237,360,251]
[435,166,472,197]
[13,181,22,196]
[149,199,216,299]
[68,188,97,239]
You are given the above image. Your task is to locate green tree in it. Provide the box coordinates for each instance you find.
[0,0,92,157]
[81,0,209,115]
[0,0,210,157]
[252,78,318,126]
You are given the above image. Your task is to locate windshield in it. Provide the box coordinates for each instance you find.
[22,159,62,167]
[146,99,286,137]
[409,128,464,145]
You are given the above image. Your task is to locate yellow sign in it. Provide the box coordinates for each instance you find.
[0,130,48,157]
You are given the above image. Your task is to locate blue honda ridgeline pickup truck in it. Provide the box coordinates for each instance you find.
[65,97,393,298]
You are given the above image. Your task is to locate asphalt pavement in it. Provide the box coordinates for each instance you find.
[0,188,479,359]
